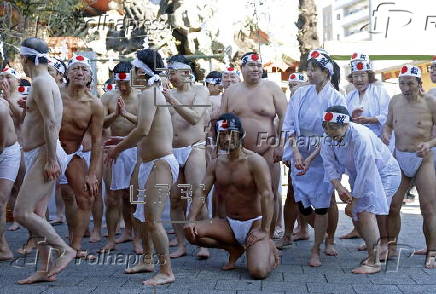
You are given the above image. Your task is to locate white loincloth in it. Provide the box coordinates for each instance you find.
[133,154,179,222]
[351,158,401,221]
[110,147,137,190]
[173,141,205,167]
[58,146,91,185]
[23,140,68,176]
[0,142,21,182]
[226,216,262,245]
[394,149,423,178]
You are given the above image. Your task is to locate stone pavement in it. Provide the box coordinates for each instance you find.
[1,201,436,294]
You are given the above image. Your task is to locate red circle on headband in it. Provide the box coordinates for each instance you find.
[311,51,320,58]
[357,62,364,70]
[18,86,25,93]
[324,112,333,122]
[76,55,85,61]
[119,72,127,80]
[2,68,8,72]
[251,54,259,61]
[221,120,229,128]
[401,66,408,73]
[107,84,113,90]
[290,74,296,79]
[227,67,234,71]
[352,53,358,59]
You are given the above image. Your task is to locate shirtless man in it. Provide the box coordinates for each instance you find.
[184,113,279,279]
[222,66,241,90]
[14,37,75,284]
[0,94,20,261]
[100,61,141,253]
[107,49,179,286]
[59,54,104,257]
[162,55,210,258]
[383,65,436,268]
[0,67,25,232]
[220,52,288,235]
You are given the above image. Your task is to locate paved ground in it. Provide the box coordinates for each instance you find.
[2,198,436,294]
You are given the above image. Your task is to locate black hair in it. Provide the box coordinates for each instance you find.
[19,78,31,86]
[308,54,340,91]
[113,61,132,73]
[20,37,49,65]
[136,49,164,79]
[215,112,245,138]
[206,71,222,79]
[325,105,350,117]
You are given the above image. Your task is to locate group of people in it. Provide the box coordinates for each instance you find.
[0,36,435,287]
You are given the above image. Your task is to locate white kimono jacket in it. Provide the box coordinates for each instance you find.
[346,83,390,137]
[282,83,346,209]
[321,123,401,220]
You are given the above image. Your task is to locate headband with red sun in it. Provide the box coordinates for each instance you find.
[18,86,31,96]
[223,66,240,75]
[288,72,306,83]
[1,67,18,78]
[241,53,262,65]
[350,60,372,72]
[67,55,91,69]
[104,83,116,92]
[399,65,421,78]
[114,72,131,81]
[323,112,350,124]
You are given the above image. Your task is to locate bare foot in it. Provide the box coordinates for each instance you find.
[324,241,338,256]
[17,238,36,255]
[75,250,97,261]
[133,239,144,255]
[114,232,132,244]
[309,248,321,267]
[169,238,178,247]
[425,251,436,269]
[357,243,367,251]
[17,272,57,284]
[222,246,244,270]
[170,246,186,259]
[292,231,310,241]
[270,239,281,269]
[125,261,154,274]
[339,229,360,239]
[196,247,210,259]
[415,248,427,255]
[99,241,116,253]
[352,263,381,274]
[380,244,388,261]
[8,222,20,231]
[47,248,76,277]
[0,251,13,261]
[387,245,398,260]
[275,236,293,249]
[142,272,175,286]
[89,230,102,243]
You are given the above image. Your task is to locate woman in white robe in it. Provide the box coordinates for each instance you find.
[282,49,346,267]
[321,105,401,274]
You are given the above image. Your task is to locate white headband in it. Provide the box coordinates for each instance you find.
[48,57,66,74]
[1,67,18,78]
[68,55,91,69]
[288,72,306,83]
[223,66,240,75]
[168,61,191,70]
[323,112,350,124]
[20,46,49,66]
[351,60,373,72]
[131,58,161,86]
[114,72,131,81]
[350,52,370,62]
[205,77,222,85]
[241,53,262,65]
[308,50,334,75]
[217,119,240,132]
[399,65,421,78]
[17,85,31,96]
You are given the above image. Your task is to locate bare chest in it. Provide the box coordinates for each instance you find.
[62,99,92,131]
[228,88,275,118]
[215,159,254,189]
[393,101,433,131]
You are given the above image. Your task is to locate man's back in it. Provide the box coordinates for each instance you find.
[22,73,62,151]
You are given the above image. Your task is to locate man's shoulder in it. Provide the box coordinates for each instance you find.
[390,94,403,104]
[246,149,268,167]
[100,91,116,103]
[0,99,9,113]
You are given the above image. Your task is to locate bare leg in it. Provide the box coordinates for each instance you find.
[376,215,388,261]
[8,154,25,231]
[0,179,15,260]
[169,176,187,258]
[90,187,103,243]
[387,175,411,258]
[49,184,65,224]
[352,210,381,274]
[124,218,154,274]
[309,213,328,267]
[14,154,75,278]
[115,189,134,243]
[247,236,279,279]
[277,175,297,249]
[100,189,120,251]
[325,197,338,256]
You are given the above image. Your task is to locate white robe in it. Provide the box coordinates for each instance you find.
[321,123,401,220]
[346,84,390,137]
[282,83,346,209]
